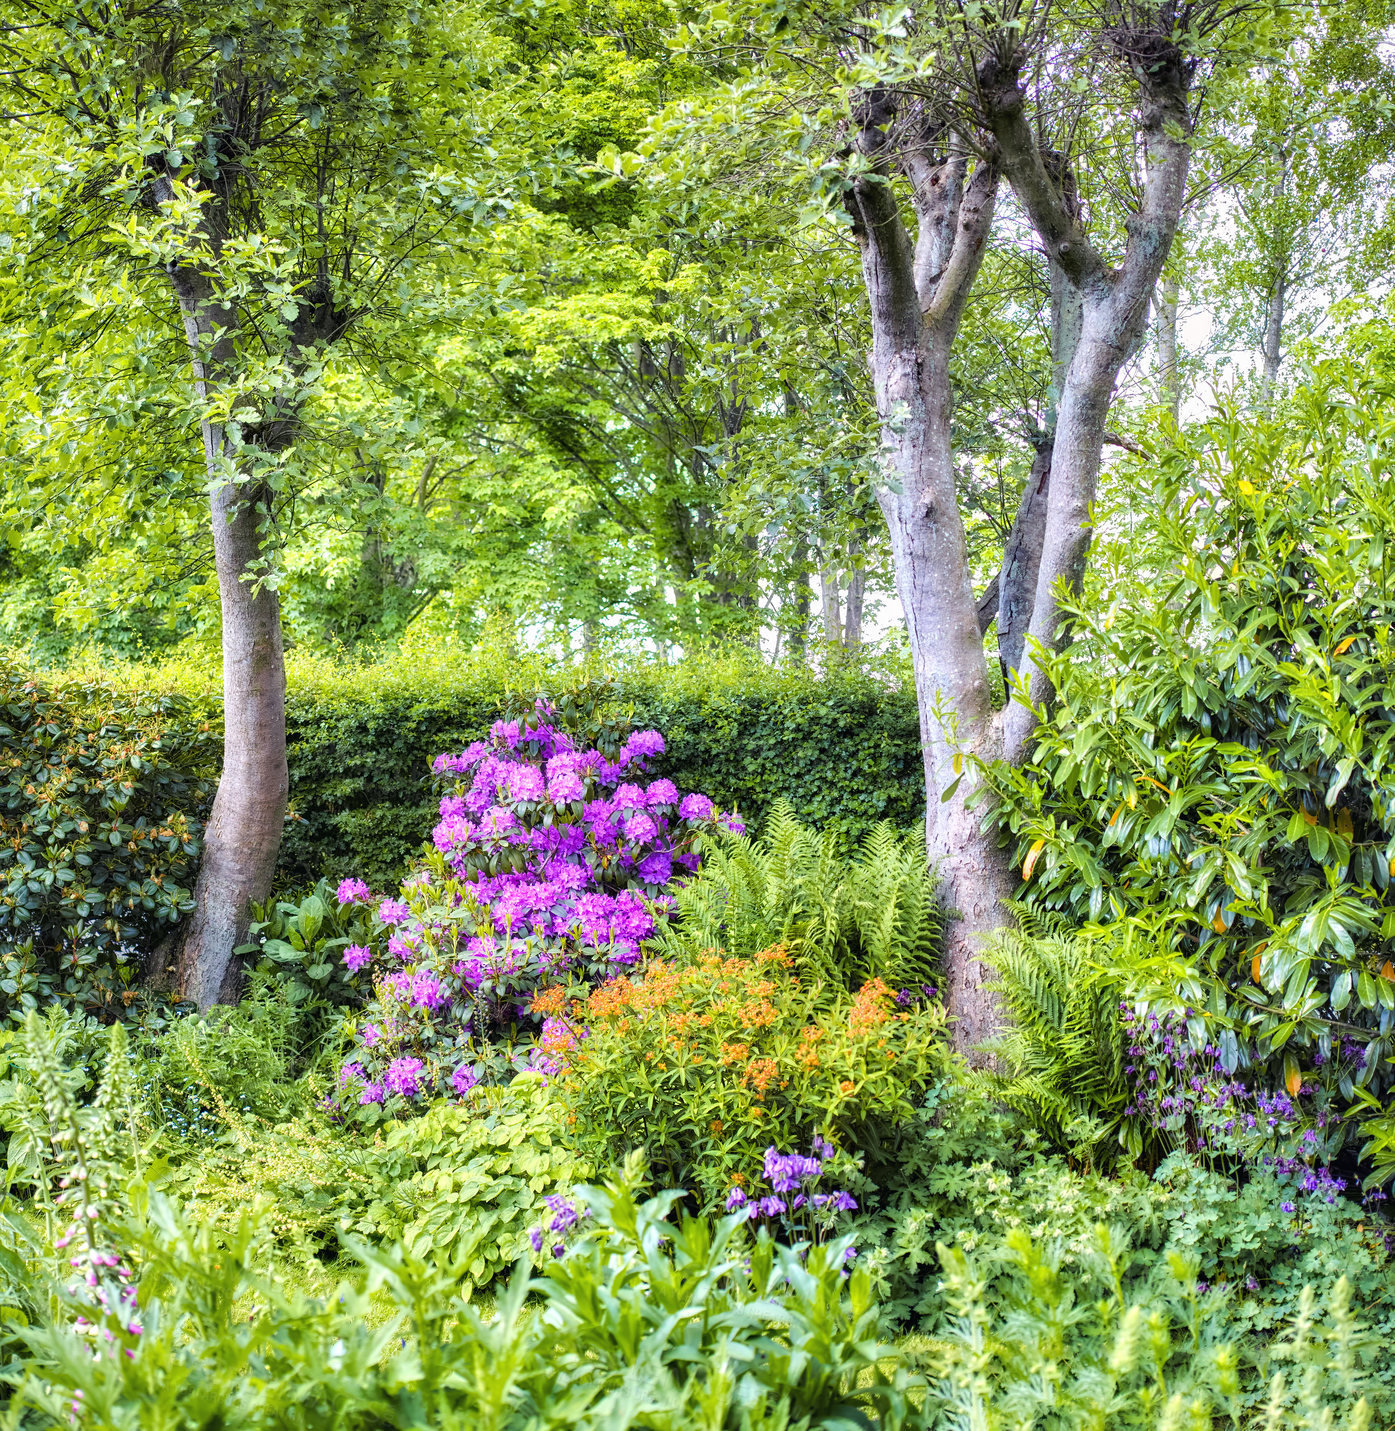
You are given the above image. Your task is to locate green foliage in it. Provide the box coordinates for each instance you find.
[656,799,941,993]
[548,948,948,1207]
[4,1168,923,1430]
[928,1230,1379,1431]
[977,909,1141,1169]
[166,1074,579,1292]
[239,879,375,1021]
[29,649,924,892]
[985,372,1395,1154]
[0,664,214,1018]
[146,982,306,1133]
[273,650,926,889]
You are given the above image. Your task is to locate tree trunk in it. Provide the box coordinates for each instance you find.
[168,264,290,1009]
[842,543,865,650]
[819,563,842,643]
[1157,270,1181,426]
[1261,267,1285,391]
[989,47,1194,762]
[1260,147,1288,396]
[999,259,1079,678]
[996,439,1052,677]
[789,532,812,660]
[848,98,1011,1053]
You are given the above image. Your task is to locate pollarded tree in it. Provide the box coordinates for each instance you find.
[650,0,1261,1046]
[0,0,532,1005]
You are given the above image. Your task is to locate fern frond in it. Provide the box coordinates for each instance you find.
[977,923,1142,1170]
[657,806,942,993]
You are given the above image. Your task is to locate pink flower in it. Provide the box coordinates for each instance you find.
[337,878,371,904]
[377,898,410,925]
[679,793,714,821]
[343,944,371,973]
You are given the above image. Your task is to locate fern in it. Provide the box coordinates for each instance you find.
[977,907,1143,1169]
[655,801,942,992]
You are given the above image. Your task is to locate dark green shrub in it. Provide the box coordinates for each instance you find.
[983,376,1395,1168]
[0,665,215,1018]
[274,651,926,888]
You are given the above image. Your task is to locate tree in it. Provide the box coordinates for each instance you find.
[0,0,530,1004]
[1186,0,1395,399]
[650,0,1258,1046]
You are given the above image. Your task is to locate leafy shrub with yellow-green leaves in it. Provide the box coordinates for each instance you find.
[542,946,948,1207]
[164,1073,578,1295]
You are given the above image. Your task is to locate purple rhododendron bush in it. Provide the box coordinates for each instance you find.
[325,702,740,1113]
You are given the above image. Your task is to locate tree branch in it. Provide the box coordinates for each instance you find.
[977,44,1109,291]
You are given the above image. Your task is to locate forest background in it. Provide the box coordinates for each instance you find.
[4,0,1395,1028]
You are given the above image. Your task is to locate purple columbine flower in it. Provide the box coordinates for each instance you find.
[337,878,371,905]
[726,1187,748,1212]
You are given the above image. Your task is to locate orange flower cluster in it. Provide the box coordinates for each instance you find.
[738,998,778,1029]
[742,1057,784,1096]
[530,985,568,1018]
[849,978,895,1035]
[795,1025,826,1070]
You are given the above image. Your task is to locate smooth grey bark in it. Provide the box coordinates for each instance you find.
[1261,268,1286,389]
[820,564,842,642]
[847,93,1012,1053]
[789,532,812,659]
[1157,271,1181,425]
[988,46,1195,764]
[997,258,1080,678]
[995,440,1052,677]
[167,261,289,1009]
[843,540,865,650]
[1260,148,1289,394]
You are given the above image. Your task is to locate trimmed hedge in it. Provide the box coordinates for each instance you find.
[278,655,927,888]
[13,647,927,892]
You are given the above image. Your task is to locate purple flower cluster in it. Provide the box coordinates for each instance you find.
[528,1193,589,1259]
[724,1142,857,1248]
[330,707,735,1111]
[1122,1004,1351,1210]
[384,1056,425,1098]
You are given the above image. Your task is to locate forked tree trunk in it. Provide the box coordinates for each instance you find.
[998,259,1079,678]
[988,51,1195,763]
[847,97,1012,1052]
[845,27,1197,1053]
[168,263,290,1008]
